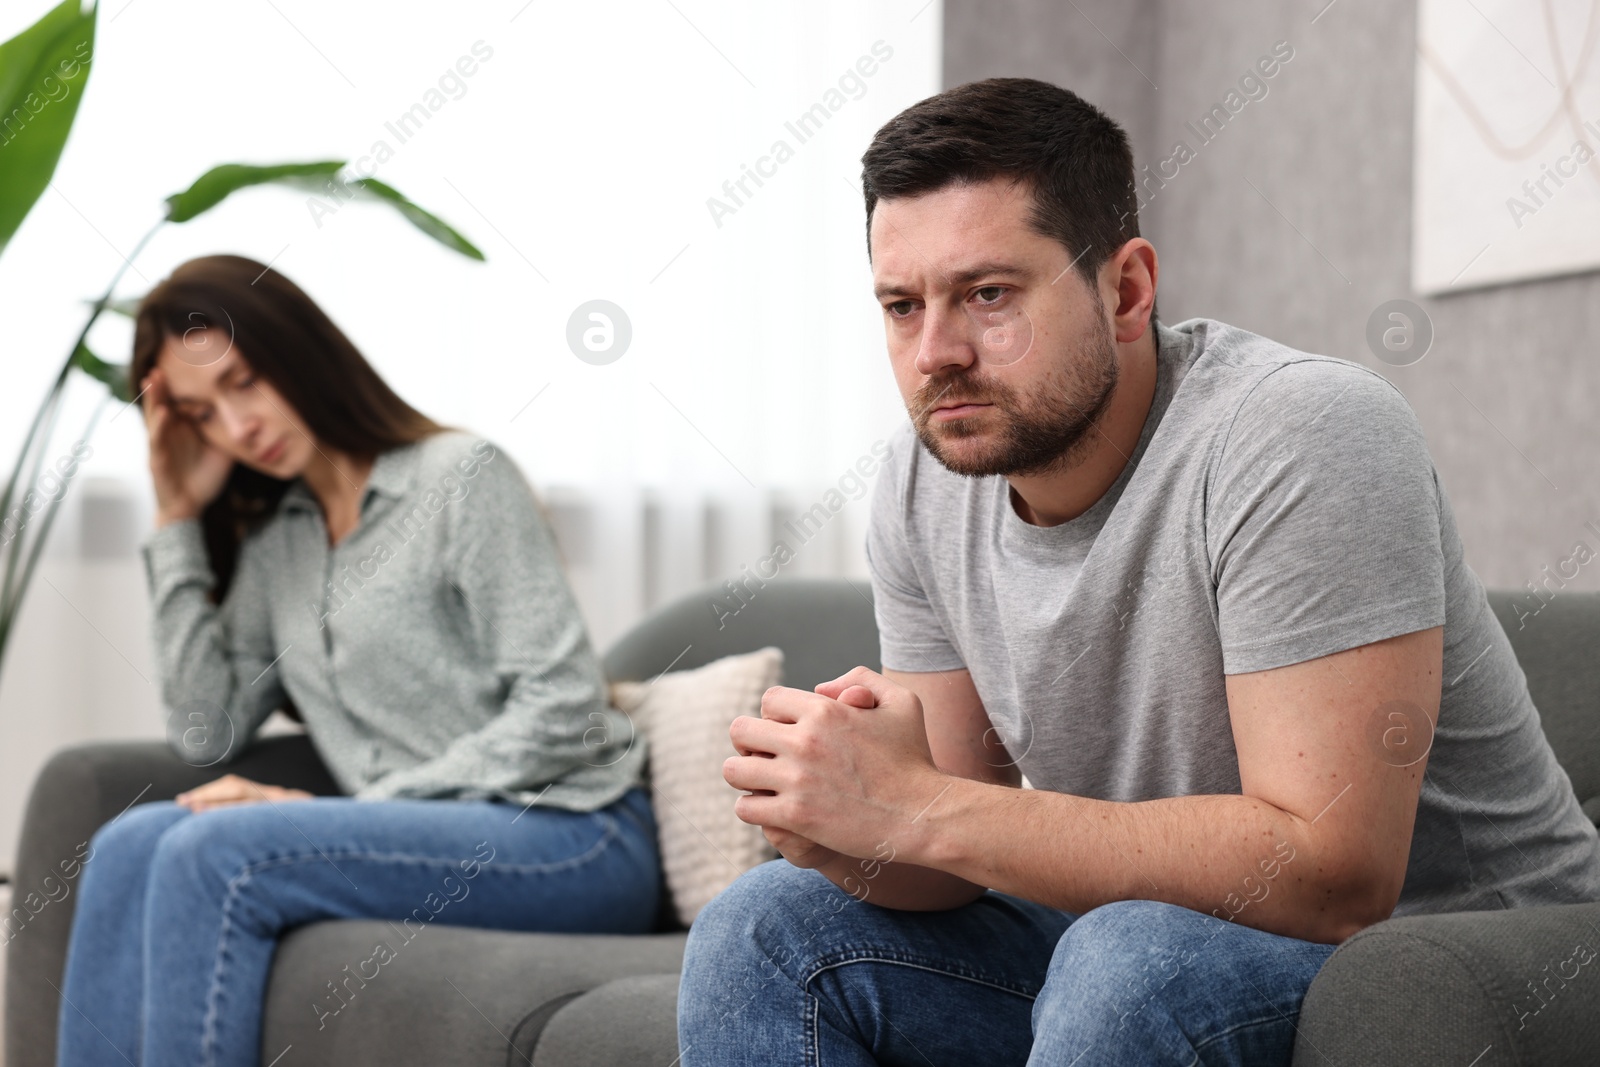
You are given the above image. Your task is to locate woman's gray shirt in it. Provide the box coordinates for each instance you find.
[142,431,645,811]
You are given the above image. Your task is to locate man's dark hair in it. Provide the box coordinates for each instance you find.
[861,77,1148,313]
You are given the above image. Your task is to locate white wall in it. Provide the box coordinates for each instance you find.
[0,0,943,873]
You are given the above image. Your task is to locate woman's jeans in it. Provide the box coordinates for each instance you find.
[679,859,1339,1067]
[56,786,659,1067]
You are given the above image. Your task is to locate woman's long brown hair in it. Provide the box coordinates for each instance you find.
[131,254,443,601]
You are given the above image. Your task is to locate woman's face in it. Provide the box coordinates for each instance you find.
[154,328,318,479]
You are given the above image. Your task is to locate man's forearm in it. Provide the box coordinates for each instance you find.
[898,777,1381,944]
[810,847,991,911]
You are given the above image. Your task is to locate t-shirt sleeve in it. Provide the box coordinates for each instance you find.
[864,428,967,673]
[1208,361,1446,674]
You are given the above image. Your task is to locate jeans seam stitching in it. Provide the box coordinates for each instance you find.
[199,864,257,1067]
[211,814,624,878]
[806,991,820,1067]
[804,951,1039,1000]
[1189,1008,1302,1055]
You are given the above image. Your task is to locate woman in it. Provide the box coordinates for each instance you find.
[56,254,658,1066]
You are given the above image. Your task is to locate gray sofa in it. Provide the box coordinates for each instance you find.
[8,578,1600,1065]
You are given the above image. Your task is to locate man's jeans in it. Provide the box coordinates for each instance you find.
[56,787,659,1067]
[679,859,1339,1066]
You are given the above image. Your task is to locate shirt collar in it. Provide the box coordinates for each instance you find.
[277,440,420,516]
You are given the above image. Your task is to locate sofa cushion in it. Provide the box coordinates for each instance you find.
[261,919,688,1065]
[611,647,784,925]
[533,975,680,1066]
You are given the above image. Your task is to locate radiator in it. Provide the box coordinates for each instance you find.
[541,483,874,652]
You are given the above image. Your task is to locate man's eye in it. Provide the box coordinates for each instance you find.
[190,409,213,424]
[886,301,915,318]
[237,374,256,389]
[973,286,1005,304]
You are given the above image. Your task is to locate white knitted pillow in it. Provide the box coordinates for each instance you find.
[610,646,784,926]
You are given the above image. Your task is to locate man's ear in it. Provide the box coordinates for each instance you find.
[1105,237,1158,344]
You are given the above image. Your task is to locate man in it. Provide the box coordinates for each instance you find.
[677,77,1600,1066]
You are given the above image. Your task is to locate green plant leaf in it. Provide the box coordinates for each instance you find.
[71,340,129,402]
[163,160,345,222]
[0,0,98,257]
[82,294,141,317]
[345,177,484,261]
[164,161,485,260]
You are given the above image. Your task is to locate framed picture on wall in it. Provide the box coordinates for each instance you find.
[1412,0,1600,294]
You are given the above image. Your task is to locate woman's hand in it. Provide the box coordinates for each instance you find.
[142,366,233,527]
[175,773,313,812]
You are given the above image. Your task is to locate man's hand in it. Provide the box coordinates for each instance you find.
[754,682,879,869]
[175,773,314,812]
[760,825,838,868]
[724,666,947,860]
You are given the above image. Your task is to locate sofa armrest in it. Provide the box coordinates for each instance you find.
[3,734,341,1067]
[1292,900,1600,1066]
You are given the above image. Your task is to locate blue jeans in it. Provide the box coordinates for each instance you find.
[56,786,659,1067]
[679,860,1339,1066]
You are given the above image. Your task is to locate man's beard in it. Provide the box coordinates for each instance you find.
[910,312,1120,478]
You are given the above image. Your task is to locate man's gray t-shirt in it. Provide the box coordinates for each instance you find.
[866,315,1600,917]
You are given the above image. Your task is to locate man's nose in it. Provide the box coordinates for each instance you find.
[913,304,978,378]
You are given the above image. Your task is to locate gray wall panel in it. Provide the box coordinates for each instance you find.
[943,0,1600,596]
